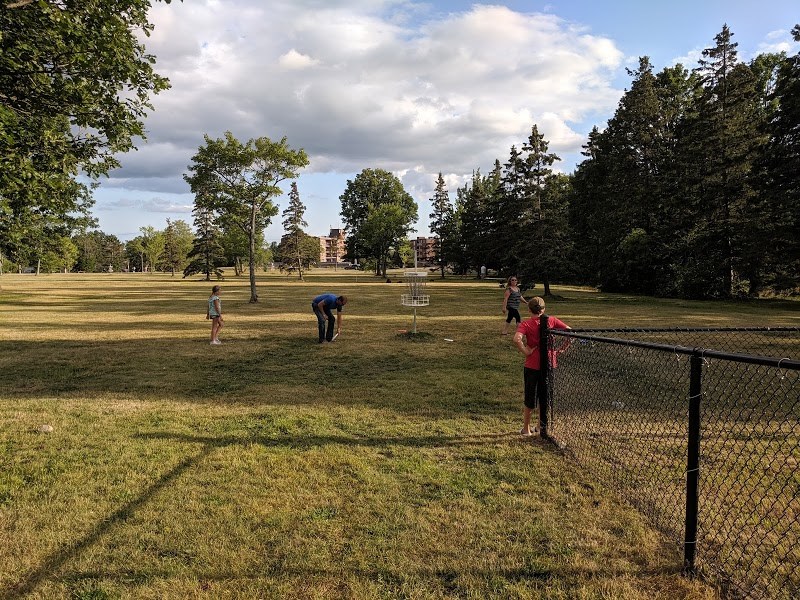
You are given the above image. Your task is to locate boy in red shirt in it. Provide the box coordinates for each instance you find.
[513,297,571,436]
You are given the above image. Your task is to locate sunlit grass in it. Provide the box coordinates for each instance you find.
[2,270,794,598]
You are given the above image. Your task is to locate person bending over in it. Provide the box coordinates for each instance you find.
[311,293,347,343]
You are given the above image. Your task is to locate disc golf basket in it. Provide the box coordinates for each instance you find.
[401,271,430,334]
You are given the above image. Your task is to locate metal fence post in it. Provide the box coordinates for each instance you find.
[684,352,702,575]
[539,314,550,438]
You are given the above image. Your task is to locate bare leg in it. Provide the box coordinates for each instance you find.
[521,407,535,436]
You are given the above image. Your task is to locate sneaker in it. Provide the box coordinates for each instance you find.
[211,340,222,345]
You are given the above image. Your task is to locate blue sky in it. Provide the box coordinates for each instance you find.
[91,0,799,243]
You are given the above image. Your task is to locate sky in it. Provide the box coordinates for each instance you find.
[92,0,800,243]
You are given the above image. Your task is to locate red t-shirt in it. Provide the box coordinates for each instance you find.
[516,315,570,370]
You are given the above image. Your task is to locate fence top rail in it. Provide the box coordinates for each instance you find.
[551,330,800,370]
[570,326,799,333]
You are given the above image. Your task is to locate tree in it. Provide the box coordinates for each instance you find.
[281,182,310,279]
[0,0,173,270]
[680,25,764,297]
[397,238,414,268]
[184,206,225,280]
[185,132,308,302]
[339,169,418,277]
[139,226,165,272]
[518,125,562,294]
[126,236,146,272]
[162,219,193,275]
[756,25,800,292]
[428,173,455,278]
[456,164,504,275]
[277,231,319,273]
[74,230,124,272]
[218,223,249,276]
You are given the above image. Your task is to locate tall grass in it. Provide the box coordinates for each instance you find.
[2,271,793,599]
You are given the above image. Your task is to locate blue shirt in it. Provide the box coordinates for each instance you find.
[313,293,342,312]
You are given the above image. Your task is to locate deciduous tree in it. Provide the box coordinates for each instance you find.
[339,169,418,277]
[185,132,308,302]
[0,0,174,269]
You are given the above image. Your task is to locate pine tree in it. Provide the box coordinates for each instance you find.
[494,145,527,273]
[184,205,225,281]
[517,125,562,295]
[458,165,502,275]
[281,182,309,280]
[680,25,765,297]
[756,24,800,292]
[428,173,454,278]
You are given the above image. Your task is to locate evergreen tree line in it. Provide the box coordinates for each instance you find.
[431,25,799,298]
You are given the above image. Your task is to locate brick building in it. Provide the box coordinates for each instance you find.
[319,228,347,265]
[411,236,437,266]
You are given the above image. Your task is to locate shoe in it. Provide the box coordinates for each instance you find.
[519,428,535,437]
[211,340,222,345]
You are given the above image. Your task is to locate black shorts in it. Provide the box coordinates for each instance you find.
[505,307,521,323]
[523,367,539,409]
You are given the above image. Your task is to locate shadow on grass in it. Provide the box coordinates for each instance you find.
[0,336,516,417]
[2,444,216,600]
[2,429,542,599]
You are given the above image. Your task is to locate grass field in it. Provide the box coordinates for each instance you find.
[1,271,796,599]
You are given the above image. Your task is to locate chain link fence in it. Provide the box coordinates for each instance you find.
[541,326,800,599]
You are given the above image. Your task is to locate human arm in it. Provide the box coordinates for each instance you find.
[502,288,510,313]
[336,309,343,333]
[214,298,222,320]
[513,331,534,356]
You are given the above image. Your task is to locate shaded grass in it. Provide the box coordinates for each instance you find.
[3,271,794,598]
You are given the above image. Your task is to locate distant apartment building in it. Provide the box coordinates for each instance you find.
[319,228,347,265]
[411,236,438,266]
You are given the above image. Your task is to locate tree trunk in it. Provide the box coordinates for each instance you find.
[249,208,258,303]
[543,275,551,297]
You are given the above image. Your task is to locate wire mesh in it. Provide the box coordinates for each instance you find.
[547,327,800,600]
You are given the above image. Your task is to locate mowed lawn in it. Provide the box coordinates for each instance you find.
[1,272,795,599]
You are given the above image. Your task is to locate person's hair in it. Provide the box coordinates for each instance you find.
[507,275,518,286]
[528,296,546,314]
[338,295,348,305]
[212,285,220,294]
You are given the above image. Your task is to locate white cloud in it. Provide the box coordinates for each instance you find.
[99,0,628,237]
[279,49,321,69]
[670,47,703,68]
[756,29,799,56]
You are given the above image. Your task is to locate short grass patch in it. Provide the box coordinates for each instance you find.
[2,271,794,598]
